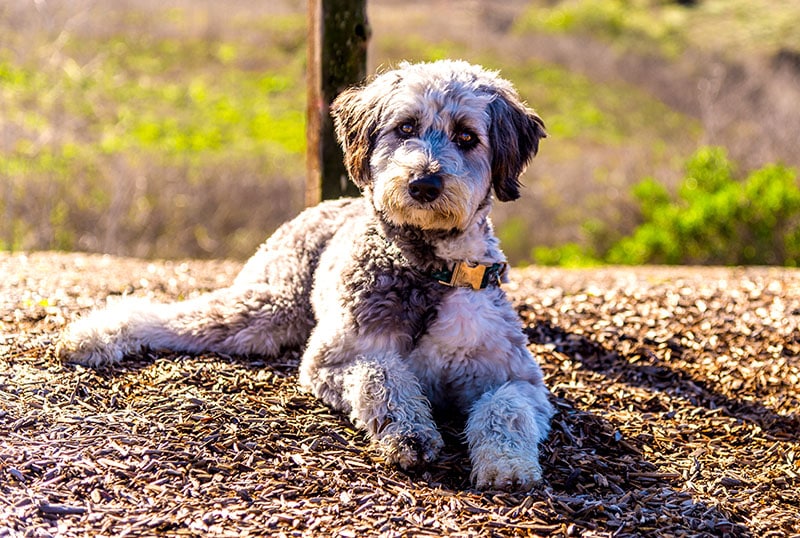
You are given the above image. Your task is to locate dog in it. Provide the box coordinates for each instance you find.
[57,60,555,491]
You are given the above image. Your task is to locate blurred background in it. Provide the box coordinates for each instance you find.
[1,0,799,266]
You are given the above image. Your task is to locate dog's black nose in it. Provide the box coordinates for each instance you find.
[408,175,443,203]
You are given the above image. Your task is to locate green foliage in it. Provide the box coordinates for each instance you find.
[537,147,800,266]
[612,147,800,266]
[515,0,800,57]
[515,0,687,56]
[0,6,308,258]
[496,217,531,267]
[533,242,600,268]
[4,1,795,264]
[497,62,694,146]
[512,65,611,141]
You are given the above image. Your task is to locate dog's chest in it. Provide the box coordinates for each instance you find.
[346,264,447,351]
[420,288,518,356]
[409,287,527,407]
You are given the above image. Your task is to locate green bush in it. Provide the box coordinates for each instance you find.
[536,147,800,266]
[533,242,600,267]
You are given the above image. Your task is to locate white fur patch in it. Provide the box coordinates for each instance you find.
[410,288,542,409]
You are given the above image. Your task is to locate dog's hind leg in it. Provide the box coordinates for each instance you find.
[56,199,365,366]
[56,282,314,366]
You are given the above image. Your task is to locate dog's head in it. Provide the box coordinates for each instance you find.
[331,60,546,231]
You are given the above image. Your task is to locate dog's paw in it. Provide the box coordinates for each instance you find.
[470,445,543,491]
[378,424,444,470]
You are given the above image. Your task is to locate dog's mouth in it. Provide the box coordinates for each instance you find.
[375,175,475,232]
[402,202,467,231]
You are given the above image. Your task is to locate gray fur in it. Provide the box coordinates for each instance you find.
[57,60,554,491]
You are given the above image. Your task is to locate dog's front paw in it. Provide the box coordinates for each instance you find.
[377,423,444,470]
[470,445,543,491]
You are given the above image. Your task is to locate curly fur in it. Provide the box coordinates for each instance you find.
[57,60,554,491]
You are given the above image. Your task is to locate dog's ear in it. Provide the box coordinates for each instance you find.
[486,89,547,202]
[330,84,382,189]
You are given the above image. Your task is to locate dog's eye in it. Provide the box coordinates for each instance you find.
[397,121,416,138]
[455,130,478,150]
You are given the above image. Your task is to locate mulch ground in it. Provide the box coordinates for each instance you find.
[1,251,799,537]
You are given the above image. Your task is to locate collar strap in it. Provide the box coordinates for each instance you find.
[431,261,507,290]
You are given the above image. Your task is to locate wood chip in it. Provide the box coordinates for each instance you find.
[3,253,799,537]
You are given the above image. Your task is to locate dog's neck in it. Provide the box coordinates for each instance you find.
[433,204,505,265]
[374,202,506,271]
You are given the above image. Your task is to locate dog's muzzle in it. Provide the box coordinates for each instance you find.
[408,174,443,203]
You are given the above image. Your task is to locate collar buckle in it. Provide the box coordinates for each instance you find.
[434,261,507,290]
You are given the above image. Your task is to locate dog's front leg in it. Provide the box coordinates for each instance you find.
[465,379,553,490]
[300,350,443,470]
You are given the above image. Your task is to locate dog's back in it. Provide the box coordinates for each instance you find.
[234,197,366,290]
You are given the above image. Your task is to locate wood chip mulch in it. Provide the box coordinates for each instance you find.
[1,252,798,537]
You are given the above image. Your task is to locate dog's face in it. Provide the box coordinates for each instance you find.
[331,60,546,232]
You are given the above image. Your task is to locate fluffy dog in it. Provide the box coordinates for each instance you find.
[57,60,555,490]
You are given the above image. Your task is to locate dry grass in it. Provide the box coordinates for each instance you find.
[2,252,799,537]
[3,0,799,262]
